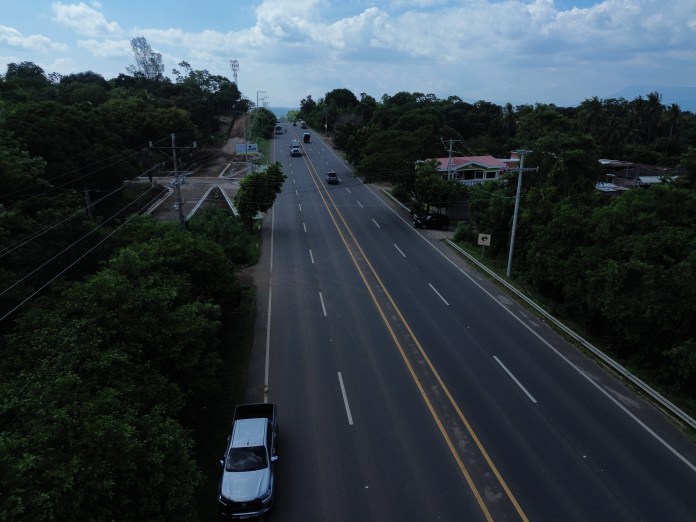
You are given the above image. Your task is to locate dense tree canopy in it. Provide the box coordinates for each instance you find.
[0,48,262,519]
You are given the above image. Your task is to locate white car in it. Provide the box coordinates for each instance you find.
[218,404,278,518]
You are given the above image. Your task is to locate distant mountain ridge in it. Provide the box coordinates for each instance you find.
[268,107,299,119]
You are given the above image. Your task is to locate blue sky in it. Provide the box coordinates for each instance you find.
[1,1,695,110]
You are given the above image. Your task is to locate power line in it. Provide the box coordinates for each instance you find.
[0,144,152,203]
[0,182,128,259]
[0,185,159,321]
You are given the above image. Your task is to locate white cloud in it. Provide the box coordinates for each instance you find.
[51,1,122,36]
[0,25,69,52]
[5,0,691,108]
[77,39,131,58]
[47,57,76,74]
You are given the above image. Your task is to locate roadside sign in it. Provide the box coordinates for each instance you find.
[478,234,491,246]
[235,143,258,155]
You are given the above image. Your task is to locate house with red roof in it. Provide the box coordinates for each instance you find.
[429,153,519,185]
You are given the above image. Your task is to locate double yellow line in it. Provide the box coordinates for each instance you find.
[299,156,529,522]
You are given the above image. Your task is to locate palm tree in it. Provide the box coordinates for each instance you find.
[644,91,663,143]
[624,111,642,145]
[660,103,682,154]
[631,95,647,143]
[501,102,516,137]
[577,96,604,137]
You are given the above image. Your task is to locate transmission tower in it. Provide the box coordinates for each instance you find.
[230,59,239,85]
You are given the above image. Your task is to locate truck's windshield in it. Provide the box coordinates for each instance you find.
[226,446,268,472]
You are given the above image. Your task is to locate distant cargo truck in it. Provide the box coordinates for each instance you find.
[274,125,282,135]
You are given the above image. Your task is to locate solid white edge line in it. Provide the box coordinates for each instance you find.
[394,244,406,258]
[264,205,275,404]
[428,282,450,306]
[338,372,354,425]
[494,356,538,404]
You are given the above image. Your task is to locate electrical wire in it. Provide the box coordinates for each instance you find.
[0,135,237,318]
[0,143,152,203]
[0,136,227,260]
[0,182,129,259]
[0,195,172,424]
[0,184,159,320]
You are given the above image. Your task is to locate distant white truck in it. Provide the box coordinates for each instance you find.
[290,139,302,156]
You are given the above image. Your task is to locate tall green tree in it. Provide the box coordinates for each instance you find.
[126,36,164,81]
[234,162,286,227]
[248,107,277,140]
[411,160,464,212]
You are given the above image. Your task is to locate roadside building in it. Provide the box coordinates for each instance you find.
[429,153,519,185]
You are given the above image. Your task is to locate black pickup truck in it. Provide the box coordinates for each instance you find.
[218,403,279,519]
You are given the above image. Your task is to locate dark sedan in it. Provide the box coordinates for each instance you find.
[412,212,449,230]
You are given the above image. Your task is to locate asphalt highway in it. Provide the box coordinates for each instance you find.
[250,122,696,521]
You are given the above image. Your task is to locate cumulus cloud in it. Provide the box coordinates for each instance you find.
[51,1,122,36]
[22,0,691,107]
[0,25,69,52]
[78,39,131,58]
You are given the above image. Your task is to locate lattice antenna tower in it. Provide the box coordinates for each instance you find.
[230,59,239,85]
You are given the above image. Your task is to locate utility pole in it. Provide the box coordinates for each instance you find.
[83,188,94,221]
[243,90,266,174]
[506,150,538,278]
[447,139,454,181]
[150,133,197,228]
[442,138,460,180]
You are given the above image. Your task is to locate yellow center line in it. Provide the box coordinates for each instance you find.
[296,151,528,521]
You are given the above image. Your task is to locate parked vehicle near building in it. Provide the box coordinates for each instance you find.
[412,212,450,230]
